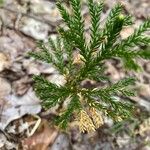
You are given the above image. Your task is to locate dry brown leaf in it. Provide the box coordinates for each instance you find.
[138,84,150,100]
[138,118,150,136]
[0,77,11,97]
[22,120,58,150]
[12,76,31,96]
[0,88,41,130]
[0,52,10,72]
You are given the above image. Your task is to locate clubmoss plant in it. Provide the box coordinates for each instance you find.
[29,0,150,132]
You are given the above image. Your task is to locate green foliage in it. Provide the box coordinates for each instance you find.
[88,0,104,50]
[29,0,150,132]
[0,0,3,6]
[33,75,70,109]
[54,94,81,129]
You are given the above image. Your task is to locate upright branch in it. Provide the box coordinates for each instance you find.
[29,0,150,132]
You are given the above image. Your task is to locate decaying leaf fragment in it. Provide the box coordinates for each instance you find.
[138,118,150,136]
[22,120,58,150]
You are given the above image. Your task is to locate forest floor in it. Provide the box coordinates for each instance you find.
[0,0,150,150]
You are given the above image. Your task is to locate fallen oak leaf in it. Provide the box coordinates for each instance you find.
[22,119,58,150]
